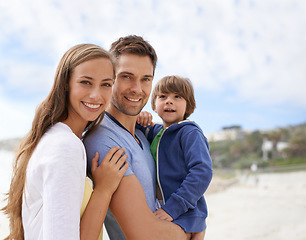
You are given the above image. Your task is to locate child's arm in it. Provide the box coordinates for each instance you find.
[137,111,155,127]
[154,208,173,221]
[191,231,205,240]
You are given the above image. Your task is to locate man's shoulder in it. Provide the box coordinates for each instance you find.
[84,117,133,150]
[87,115,120,136]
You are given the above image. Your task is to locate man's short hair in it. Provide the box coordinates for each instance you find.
[110,35,158,74]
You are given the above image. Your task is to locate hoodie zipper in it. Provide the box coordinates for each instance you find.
[156,127,167,205]
[155,120,194,205]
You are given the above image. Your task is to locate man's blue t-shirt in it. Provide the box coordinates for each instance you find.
[83,113,156,212]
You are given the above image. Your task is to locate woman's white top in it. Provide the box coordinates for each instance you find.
[22,122,86,239]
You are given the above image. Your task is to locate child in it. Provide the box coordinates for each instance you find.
[137,75,213,240]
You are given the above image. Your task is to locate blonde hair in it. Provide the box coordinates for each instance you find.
[2,44,114,240]
[151,75,196,120]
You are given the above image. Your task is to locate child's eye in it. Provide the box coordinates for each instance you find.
[159,95,166,98]
[175,95,181,98]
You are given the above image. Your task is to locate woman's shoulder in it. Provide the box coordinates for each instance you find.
[46,122,81,141]
[29,123,85,173]
[39,123,84,156]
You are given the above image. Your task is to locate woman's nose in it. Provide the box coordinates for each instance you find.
[89,87,102,101]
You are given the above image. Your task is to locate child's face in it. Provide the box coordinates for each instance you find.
[154,92,187,128]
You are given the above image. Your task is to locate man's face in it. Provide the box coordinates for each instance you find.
[111,54,154,116]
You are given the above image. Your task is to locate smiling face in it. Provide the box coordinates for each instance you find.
[154,92,187,128]
[65,57,114,135]
[110,54,154,117]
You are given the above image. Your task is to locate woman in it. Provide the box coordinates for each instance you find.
[2,44,129,239]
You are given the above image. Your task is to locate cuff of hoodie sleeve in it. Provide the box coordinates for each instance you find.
[161,195,186,220]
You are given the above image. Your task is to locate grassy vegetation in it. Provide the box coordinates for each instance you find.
[266,157,306,168]
[209,123,306,171]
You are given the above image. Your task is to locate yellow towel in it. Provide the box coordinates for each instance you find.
[80,177,103,239]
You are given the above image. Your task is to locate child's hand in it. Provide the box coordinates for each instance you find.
[154,208,173,222]
[137,111,154,127]
[91,147,129,196]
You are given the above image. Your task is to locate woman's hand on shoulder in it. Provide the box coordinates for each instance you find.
[91,146,129,196]
[137,111,154,127]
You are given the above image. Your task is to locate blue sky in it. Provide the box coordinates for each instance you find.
[0,0,305,140]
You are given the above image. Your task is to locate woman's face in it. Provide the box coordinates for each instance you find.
[66,57,114,130]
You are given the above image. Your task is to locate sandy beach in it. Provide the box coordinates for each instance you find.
[1,150,306,240]
[205,171,306,240]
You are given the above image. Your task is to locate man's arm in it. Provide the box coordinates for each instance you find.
[109,175,190,240]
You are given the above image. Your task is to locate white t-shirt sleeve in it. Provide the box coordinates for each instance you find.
[40,133,85,239]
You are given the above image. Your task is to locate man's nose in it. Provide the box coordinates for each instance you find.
[130,80,142,94]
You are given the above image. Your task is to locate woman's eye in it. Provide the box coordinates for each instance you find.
[102,82,113,87]
[80,80,91,85]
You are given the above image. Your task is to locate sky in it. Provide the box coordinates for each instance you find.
[0,0,305,141]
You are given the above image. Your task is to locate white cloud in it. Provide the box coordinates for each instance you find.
[1,0,304,103]
[225,1,306,107]
[0,0,305,139]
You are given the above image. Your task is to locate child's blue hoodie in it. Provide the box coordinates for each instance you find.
[139,120,213,232]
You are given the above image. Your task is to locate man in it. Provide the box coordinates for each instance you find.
[84,35,189,240]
